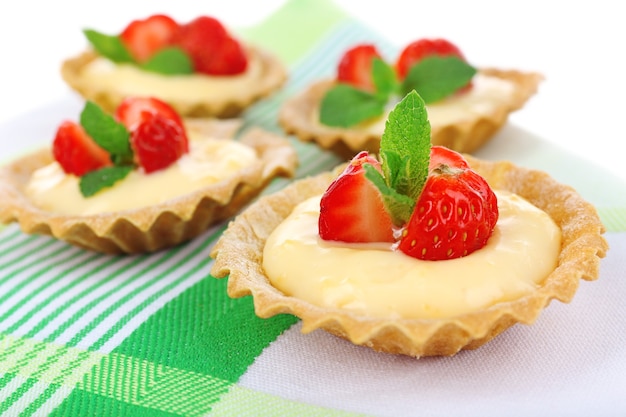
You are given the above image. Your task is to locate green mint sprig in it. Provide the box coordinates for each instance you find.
[320,55,476,128]
[79,166,134,197]
[363,90,431,225]
[80,101,133,165]
[77,101,136,197]
[83,29,193,75]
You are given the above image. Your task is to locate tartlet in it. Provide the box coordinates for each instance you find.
[0,119,298,254]
[279,69,543,160]
[62,46,287,119]
[210,156,607,357]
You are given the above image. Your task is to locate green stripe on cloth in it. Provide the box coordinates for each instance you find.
[0,333,231,416]
[598,207,626,232]
[236,0,349,66]
[47,259,297,415]
[209,384,371,417]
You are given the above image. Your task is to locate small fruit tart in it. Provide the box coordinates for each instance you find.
[212,92,607,357]
[62,14,287,118]
[279,38,543,159]
[0,97,297,254]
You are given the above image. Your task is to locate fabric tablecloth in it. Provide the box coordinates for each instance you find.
[1,1,625,416]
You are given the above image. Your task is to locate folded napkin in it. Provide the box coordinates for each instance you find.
[0,1,624,416]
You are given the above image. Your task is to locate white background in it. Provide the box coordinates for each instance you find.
[0,0,624,181]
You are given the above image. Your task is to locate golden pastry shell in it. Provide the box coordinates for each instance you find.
[279,69,543,159]
[0,119,298,254]
[61,45,287,119]
[210,155,608,357]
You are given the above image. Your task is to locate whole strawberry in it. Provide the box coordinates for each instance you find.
[173,16,247,75]
[397,162,498,260]
[130,112,188,174]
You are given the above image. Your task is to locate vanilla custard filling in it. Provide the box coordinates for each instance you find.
[316,74,516,133]
[263,191,561,320]
[79,53,263,101]
[25,134,259,215]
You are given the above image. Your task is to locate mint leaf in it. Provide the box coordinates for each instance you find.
[365,90,431,225]
[364,164,415,225]
[80,101,133,165]
[83,29,134,64]
[401,56,476,103]
[141,47,194,75]
[319,85,386,128]
[79,165,133,197]
[380,90,430,200]
[372,58,397,99]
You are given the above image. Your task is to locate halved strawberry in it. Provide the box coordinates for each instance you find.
[172,16,247,75]
[115,96,185,134]
[130,112,189,173]
[319,151,395,243]
[429,145,470,170]
[336,44,382,92]
[395,38,466,80]
[120,14,180,63]
[397,162,498,260]
[52,121,112,176]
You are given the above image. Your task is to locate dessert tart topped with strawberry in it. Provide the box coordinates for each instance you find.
[0,97,297,254]
[61,14,287,118]
[212,91,607,357]
[279,38,543,159]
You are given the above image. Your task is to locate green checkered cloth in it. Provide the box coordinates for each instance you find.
[1,1,625,416]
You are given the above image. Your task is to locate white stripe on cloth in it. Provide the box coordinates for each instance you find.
[239,232,626,417]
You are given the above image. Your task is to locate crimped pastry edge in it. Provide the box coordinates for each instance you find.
[210,156,608,357]
[61,45,288,119]
[278,69,543,160]
[0,119,298,254]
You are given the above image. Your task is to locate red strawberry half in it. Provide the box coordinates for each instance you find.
[429,145,470,170]
[52,121,113,176]
[172,16,247,75]
[120,14,180,63]
[395,38,466,80]
[115,96,185,133]
[319,151,395,243]
[130,112,189,174]
[336,44,382,92]
[397,162,498,260]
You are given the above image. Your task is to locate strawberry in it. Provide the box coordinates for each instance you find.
[52,121,112,176]
[115,96,186,134]
[172,16,247,75]
[429,145,469,170]
[319,151,395,243]
[130,112,189,174]
[336,44,382,92]
[397,162,498,261]
[395,38,466,80]
[120,14,180,63]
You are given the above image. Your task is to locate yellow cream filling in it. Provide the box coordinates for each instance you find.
[25,132,258,215]
[79,54,263,101]
[263,191,561,320]
[316,74,516,132]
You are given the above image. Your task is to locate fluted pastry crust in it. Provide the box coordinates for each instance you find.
[61,46,287,118]
[210,156,607,357]
[0,119,298,254]
[279,69,543,159]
